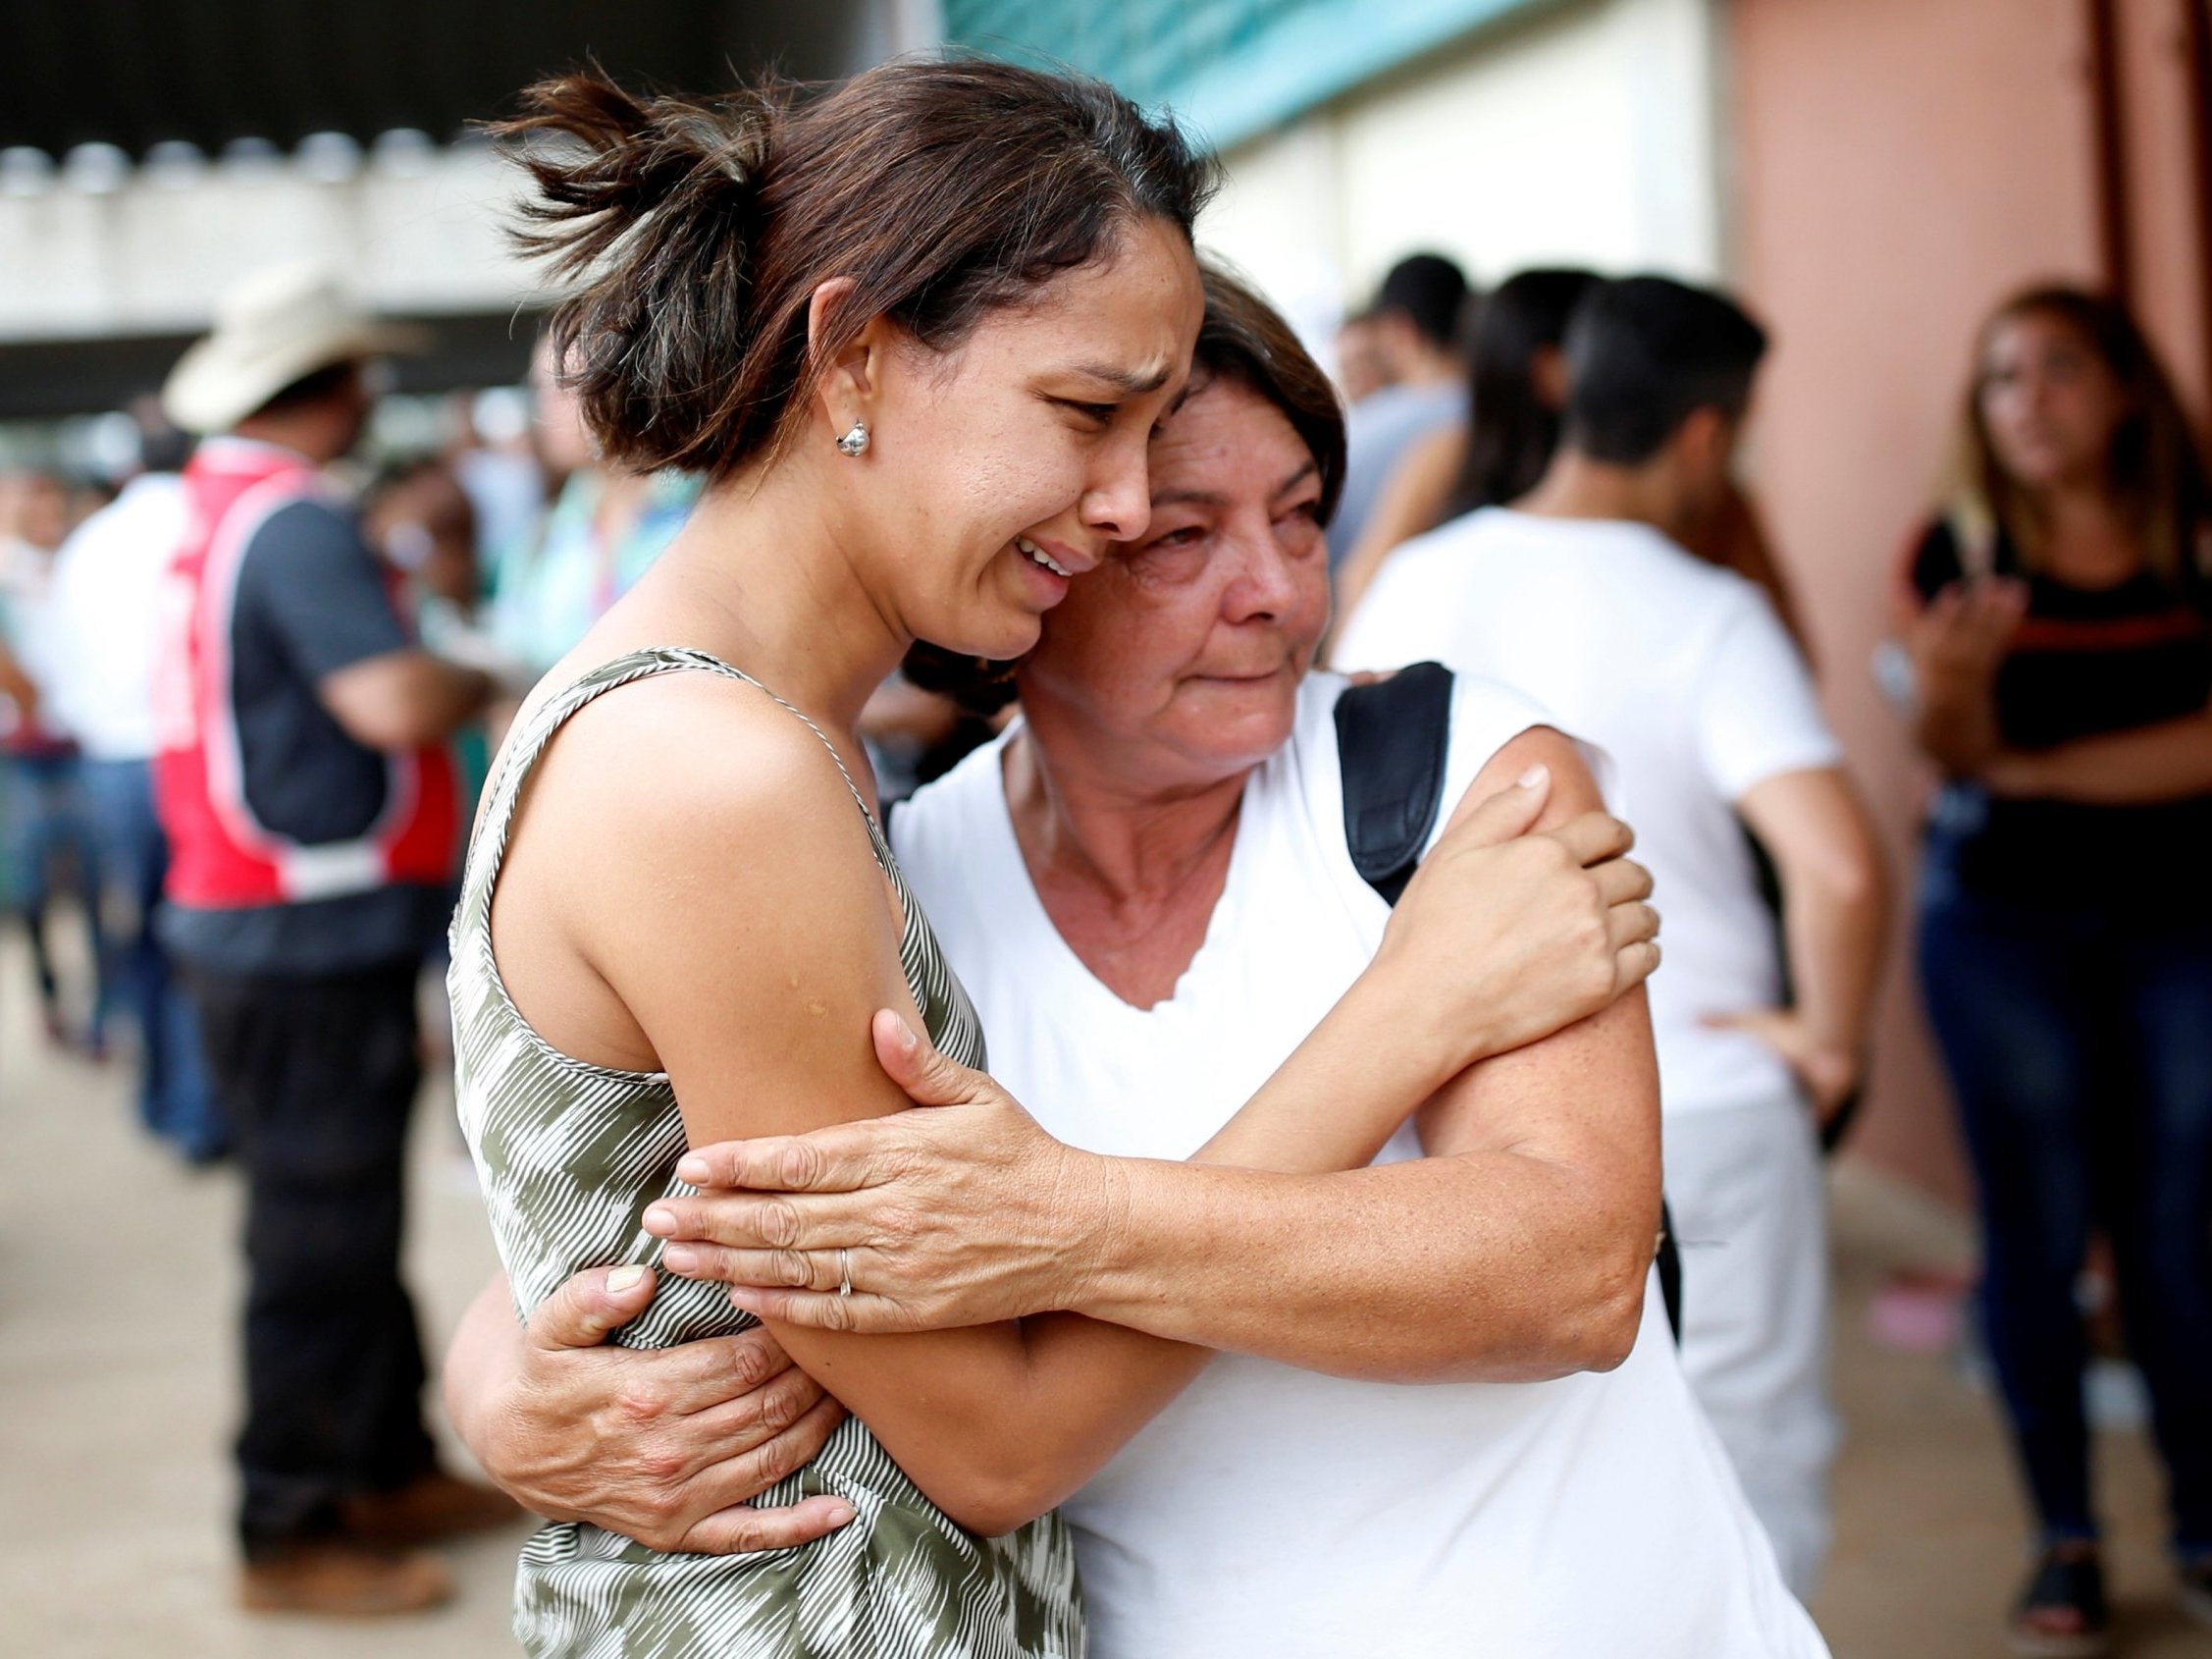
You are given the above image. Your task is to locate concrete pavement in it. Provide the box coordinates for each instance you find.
[0,934,523,1658]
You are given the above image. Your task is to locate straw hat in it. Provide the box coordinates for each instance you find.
[162,262,429,434]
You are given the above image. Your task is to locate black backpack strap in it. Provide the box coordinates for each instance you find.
[1336,665,1685,1346]
[1655,1206,1683,1344]
[1334,661,1455,906]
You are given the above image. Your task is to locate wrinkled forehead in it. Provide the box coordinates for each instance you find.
[1145,372,1311,500]
[957,217,1203,379]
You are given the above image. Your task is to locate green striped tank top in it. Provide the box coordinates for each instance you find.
[450,648,1082,1658]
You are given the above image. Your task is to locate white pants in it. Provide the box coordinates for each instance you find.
[1663,1097,1838,1602]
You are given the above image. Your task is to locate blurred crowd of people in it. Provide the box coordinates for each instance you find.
[1328,250,2212,1655]
[2,227,2206,1653]
[0,258,994,1615]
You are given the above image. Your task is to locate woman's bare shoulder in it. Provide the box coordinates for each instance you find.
[505,666,915,1124]
[544,669,864,833]
[504,666,888,972]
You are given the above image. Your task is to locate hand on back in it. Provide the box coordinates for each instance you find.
[467,1265,853,1554]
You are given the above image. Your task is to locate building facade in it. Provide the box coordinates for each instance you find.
[955,0,2212,1204]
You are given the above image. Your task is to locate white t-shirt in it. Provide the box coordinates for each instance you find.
[891,670,1826,1659]
[1335,508,1843,1118]
[43,472,187,761]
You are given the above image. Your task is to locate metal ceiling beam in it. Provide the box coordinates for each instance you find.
[0,0,875,160]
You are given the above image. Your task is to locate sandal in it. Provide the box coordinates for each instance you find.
[2180,1555,2212,1630]
[2007,1548,2110,1658]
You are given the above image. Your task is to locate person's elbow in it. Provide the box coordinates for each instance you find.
[1803,817,1891,926]
[943,1485,1050,1541]
[1804,835,1887,920]
[1421,1191,1654,1385]
[1761,775,1891,920]
[1564,1233,1652,1373]
[328,701,438,753]
[895,1412,1083,1538]
[319,652,475,752]
[916,1464,1062,1540]
[1536,1202,1653,1377]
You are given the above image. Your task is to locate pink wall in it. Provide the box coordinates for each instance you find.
[1728,0,2107,1204]
[2116,0,2212,420]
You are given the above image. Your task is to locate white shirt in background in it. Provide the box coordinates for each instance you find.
[45,472,187,761]
[1335,508,1843,1119]
[891,671,1826,1659]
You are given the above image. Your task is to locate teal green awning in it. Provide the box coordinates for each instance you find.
[946,0,1559,151]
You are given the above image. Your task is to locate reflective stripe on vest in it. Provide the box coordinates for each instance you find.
[154,438,457,908]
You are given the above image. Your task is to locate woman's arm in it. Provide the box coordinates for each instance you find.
[654,728,1660,1383]
[1707,767,1889,1122]
[1901,579,2025,775]
[1017,894,1658,1381]
[1981,698,2212,804]
[575,688,1648,1533]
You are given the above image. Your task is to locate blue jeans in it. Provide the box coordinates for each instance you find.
[1,750,107,1034]
[79,758,225,1157]
[1917,824,2212,1557]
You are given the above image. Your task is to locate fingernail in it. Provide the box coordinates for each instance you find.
[825,1502,857,1526]
[1517,764,1550,789]
[643,1204,676,1235]
[606,1264,646,1295]
[676,1154,710,1185]
[662,1245,700,1275]
[890,1014,919,1054]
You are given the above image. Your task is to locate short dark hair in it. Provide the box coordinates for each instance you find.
[1373,252,1470,349]
[136,417,195,474]
[496,60,1216,480]
[1561,276,1767,465]
[251,358,362,419]
[1192,261,1346,527]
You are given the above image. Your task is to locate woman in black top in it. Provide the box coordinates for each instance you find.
[1901,286,2212,1654]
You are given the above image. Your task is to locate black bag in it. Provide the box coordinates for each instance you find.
[1336,664,1685,1343]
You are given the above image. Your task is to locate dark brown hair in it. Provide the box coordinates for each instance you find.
[1188,260,1347,525]
[1956,284,2212,588]
[1445,267,1600,516]
[493,60,1216,479]
[904,261,1344,712]
[1562,275,1767,465]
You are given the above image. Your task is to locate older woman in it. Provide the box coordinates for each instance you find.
[451,268,1823,1656]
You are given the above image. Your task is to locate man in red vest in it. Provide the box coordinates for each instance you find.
[158,264,514,1616]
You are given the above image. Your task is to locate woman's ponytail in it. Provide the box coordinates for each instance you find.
[493,73,780,474]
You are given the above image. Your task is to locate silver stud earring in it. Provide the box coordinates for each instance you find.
[835,420,869,457]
